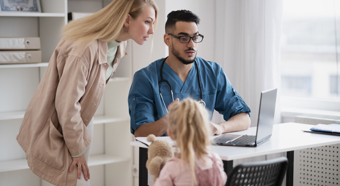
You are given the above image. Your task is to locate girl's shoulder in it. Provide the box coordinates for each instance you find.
[208,151,223,162]
[167,157,181,164]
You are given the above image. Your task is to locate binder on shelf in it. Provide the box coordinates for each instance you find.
[0,51,42,64]
[68,12,93,21]
[0,37,41,50]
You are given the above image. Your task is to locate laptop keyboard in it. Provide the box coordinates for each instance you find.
[229,135,256,145]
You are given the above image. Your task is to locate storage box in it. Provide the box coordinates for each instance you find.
[0,37,41,50]
[0,50,42,64]
[68,12,93,21]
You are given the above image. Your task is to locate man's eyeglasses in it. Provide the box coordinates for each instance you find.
[168,33,204,43]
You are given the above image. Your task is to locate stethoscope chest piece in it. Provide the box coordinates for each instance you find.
[199,99,206,107]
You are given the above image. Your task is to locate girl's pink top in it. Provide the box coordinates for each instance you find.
[154,152,227,186]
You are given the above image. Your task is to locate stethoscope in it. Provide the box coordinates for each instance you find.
[159,57,206,113]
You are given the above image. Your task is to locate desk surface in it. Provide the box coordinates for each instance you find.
[131,123,340,161]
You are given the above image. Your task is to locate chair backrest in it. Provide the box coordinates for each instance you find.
[226,157,288,186]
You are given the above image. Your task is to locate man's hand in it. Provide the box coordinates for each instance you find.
[134,98,180,137]
[165,98,179,120]
[210,122,224,135]
[168,98,179,111]
[69,153,90,181]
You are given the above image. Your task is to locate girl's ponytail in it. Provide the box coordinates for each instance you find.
[168,98,211,185]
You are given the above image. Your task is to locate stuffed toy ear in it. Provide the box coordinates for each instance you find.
[147,134,156,143]
[145,134,173,182]
[147,156,164,177]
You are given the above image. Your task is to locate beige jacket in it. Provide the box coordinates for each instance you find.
[17,39,127,186]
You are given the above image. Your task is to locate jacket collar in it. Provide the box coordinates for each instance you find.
[97,40,127,65]
[97,40,108,65]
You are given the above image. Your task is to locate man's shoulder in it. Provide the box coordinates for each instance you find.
[136,58,163,74]
[132,58,163,82]
[196,57,222,68]
[196,57,223,73]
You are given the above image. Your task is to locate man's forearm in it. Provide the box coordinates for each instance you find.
[220,113,251,133]
[133,116,169,137]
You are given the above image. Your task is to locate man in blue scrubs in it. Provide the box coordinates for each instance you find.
[129,10,251,137]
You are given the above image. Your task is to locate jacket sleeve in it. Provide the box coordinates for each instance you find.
[55,55,90,156]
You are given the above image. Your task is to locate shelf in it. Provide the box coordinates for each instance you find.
[0,111,25,120]
[0,12,65,18]
[93,115,129,125]
[0,158,29,172]
[1,1,132,185]
[0,111,129,124]
[0,63,48,69]
[109,77,130,83]
[0,154,129,173]
[88,154,130,167]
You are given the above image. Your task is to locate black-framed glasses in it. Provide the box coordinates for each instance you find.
[168,33,204,43]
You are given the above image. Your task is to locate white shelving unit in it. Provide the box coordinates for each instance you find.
[0,12,65,17]
[0,0,133,185]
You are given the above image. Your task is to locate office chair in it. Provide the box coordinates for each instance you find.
[226,157,288,186]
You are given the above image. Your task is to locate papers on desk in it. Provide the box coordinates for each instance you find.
[304,122,340,136]
[135,136,175,147]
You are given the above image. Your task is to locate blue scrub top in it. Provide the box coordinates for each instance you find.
[128,57,251,135]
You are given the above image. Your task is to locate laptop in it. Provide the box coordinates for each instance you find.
[212,88,277,147]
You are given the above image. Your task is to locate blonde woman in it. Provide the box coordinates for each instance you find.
[154,98,227,186]
[16,0,158,185]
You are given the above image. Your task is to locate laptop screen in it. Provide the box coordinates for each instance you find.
[255,88,277,143]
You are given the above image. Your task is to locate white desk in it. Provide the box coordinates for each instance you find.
[131,123,340,186]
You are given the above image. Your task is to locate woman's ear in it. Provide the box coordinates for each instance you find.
[124,14,131,27]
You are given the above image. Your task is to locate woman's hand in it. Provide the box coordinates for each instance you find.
[69,153,90,181]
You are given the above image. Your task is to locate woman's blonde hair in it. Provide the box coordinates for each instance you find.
[62,0,158,47]
[168,98,211,185]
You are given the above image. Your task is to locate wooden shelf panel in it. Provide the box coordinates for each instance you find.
[0,154,129,172]
[0,12,65,17]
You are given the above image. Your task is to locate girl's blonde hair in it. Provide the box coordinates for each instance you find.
[62,0,158,47]
[168,98,211,185]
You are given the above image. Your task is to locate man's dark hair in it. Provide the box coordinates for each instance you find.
[165,10,200,33]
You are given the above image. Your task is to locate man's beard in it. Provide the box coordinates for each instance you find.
[171,46,196,65]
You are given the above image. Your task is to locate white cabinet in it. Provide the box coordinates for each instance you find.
[0,0,133,185]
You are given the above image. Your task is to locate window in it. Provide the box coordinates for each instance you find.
[330,75,340,95]
[281,0,340,100]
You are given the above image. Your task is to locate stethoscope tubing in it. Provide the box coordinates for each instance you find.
[159,57,205,112]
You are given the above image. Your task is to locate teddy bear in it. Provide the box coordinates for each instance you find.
[146,134,173,182]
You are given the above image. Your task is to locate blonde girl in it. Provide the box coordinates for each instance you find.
[154,98,227,186]
[17,0,158,186]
